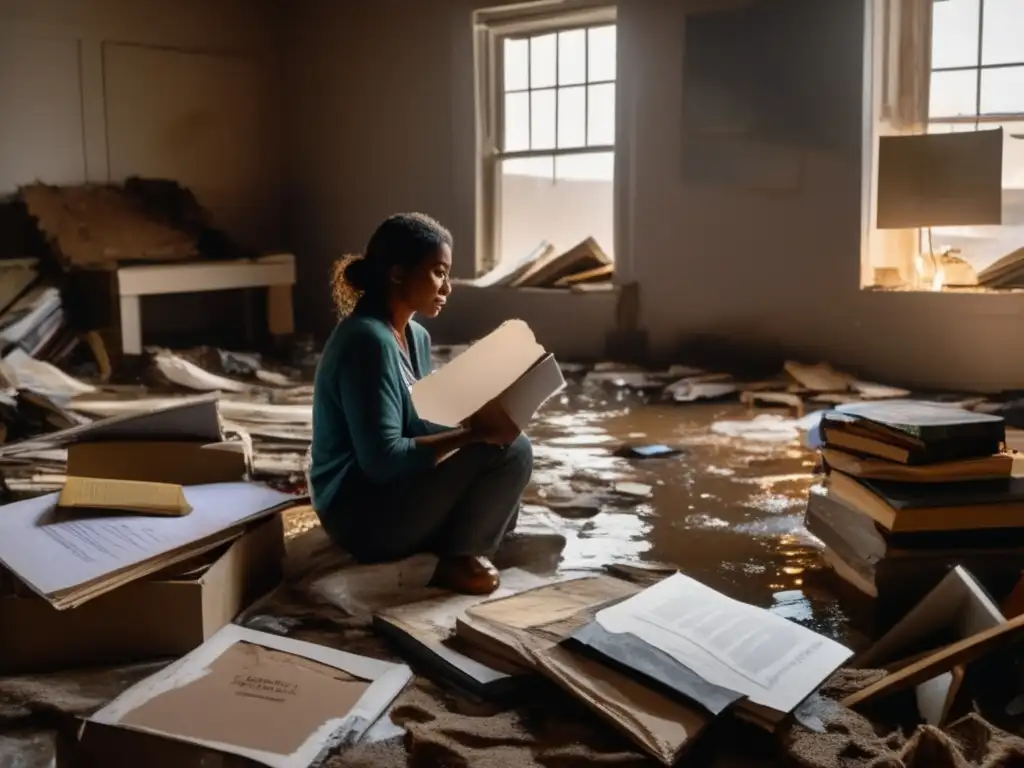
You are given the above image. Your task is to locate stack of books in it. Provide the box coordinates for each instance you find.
[806,400,1024,616]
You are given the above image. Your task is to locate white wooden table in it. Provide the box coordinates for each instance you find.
[116,253,296,354]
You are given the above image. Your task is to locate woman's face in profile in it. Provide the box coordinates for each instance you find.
[397,244,453,318]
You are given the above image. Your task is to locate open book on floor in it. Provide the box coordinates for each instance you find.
[568,572,854,731]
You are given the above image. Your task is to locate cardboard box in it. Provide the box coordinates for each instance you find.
[0,394,287,672]
[0,514,284,674]
[58,722,253,768]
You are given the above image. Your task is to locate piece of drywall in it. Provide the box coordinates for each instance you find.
[0,0,283,347]
[103,44,280,246]
[0,36,87,193]
[876,129,1004,229]
[0,0,282,246]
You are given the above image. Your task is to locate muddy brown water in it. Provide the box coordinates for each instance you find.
[287,379,868,651]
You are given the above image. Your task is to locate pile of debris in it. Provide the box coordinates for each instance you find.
[2,295,1024,766]
[15,178,256,269]
[0,332,1023,766]
[462,236,614,291]
[0,347,313,500]
[0,178,267,385]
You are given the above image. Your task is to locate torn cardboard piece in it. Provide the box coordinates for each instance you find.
[59,476,193,517]
[784,361,854,392]
[510,236,613,288]
[18,181,201,268]
[411,319,565,430]
[80,624,412,768]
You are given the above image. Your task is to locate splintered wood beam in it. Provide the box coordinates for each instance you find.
[842,612,1024,709]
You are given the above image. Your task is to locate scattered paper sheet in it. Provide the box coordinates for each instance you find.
[0,348,97,399]
[596,573,853,714]
[66,397,312,427]
[153,350,252,393]
[220,401,312,425]
[2,395,223,456]
[710,413,818,443]
[0,482,295,599]
[310,554,441,618]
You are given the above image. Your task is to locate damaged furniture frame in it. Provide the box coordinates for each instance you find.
[116,254,296,354]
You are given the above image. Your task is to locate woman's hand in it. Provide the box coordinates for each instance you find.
[467,399,521,446]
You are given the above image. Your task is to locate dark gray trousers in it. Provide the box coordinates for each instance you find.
[322,435,533,563]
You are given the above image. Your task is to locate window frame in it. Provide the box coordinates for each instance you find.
[862,0,1024,290]
[929,0,1024,124]
[475,5,616,274]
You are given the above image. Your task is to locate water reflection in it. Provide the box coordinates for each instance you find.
[527,388,857,646]
[283,383,860,647]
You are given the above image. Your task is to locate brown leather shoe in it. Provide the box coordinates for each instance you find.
[430,556,500,595]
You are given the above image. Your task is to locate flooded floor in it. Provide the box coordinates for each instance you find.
[287,378,867,650]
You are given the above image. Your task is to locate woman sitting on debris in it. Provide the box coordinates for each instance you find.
[310,213,531,596]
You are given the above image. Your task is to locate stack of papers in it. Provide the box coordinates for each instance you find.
[455,575,707,766]
[0,481,296,610]
[583,572,854,729]
[451,572,853,765]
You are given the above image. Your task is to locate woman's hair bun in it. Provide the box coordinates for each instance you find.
[343,256,369,291]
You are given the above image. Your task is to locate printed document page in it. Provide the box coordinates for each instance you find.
[0,482,294,598]
[595,573,852,713]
